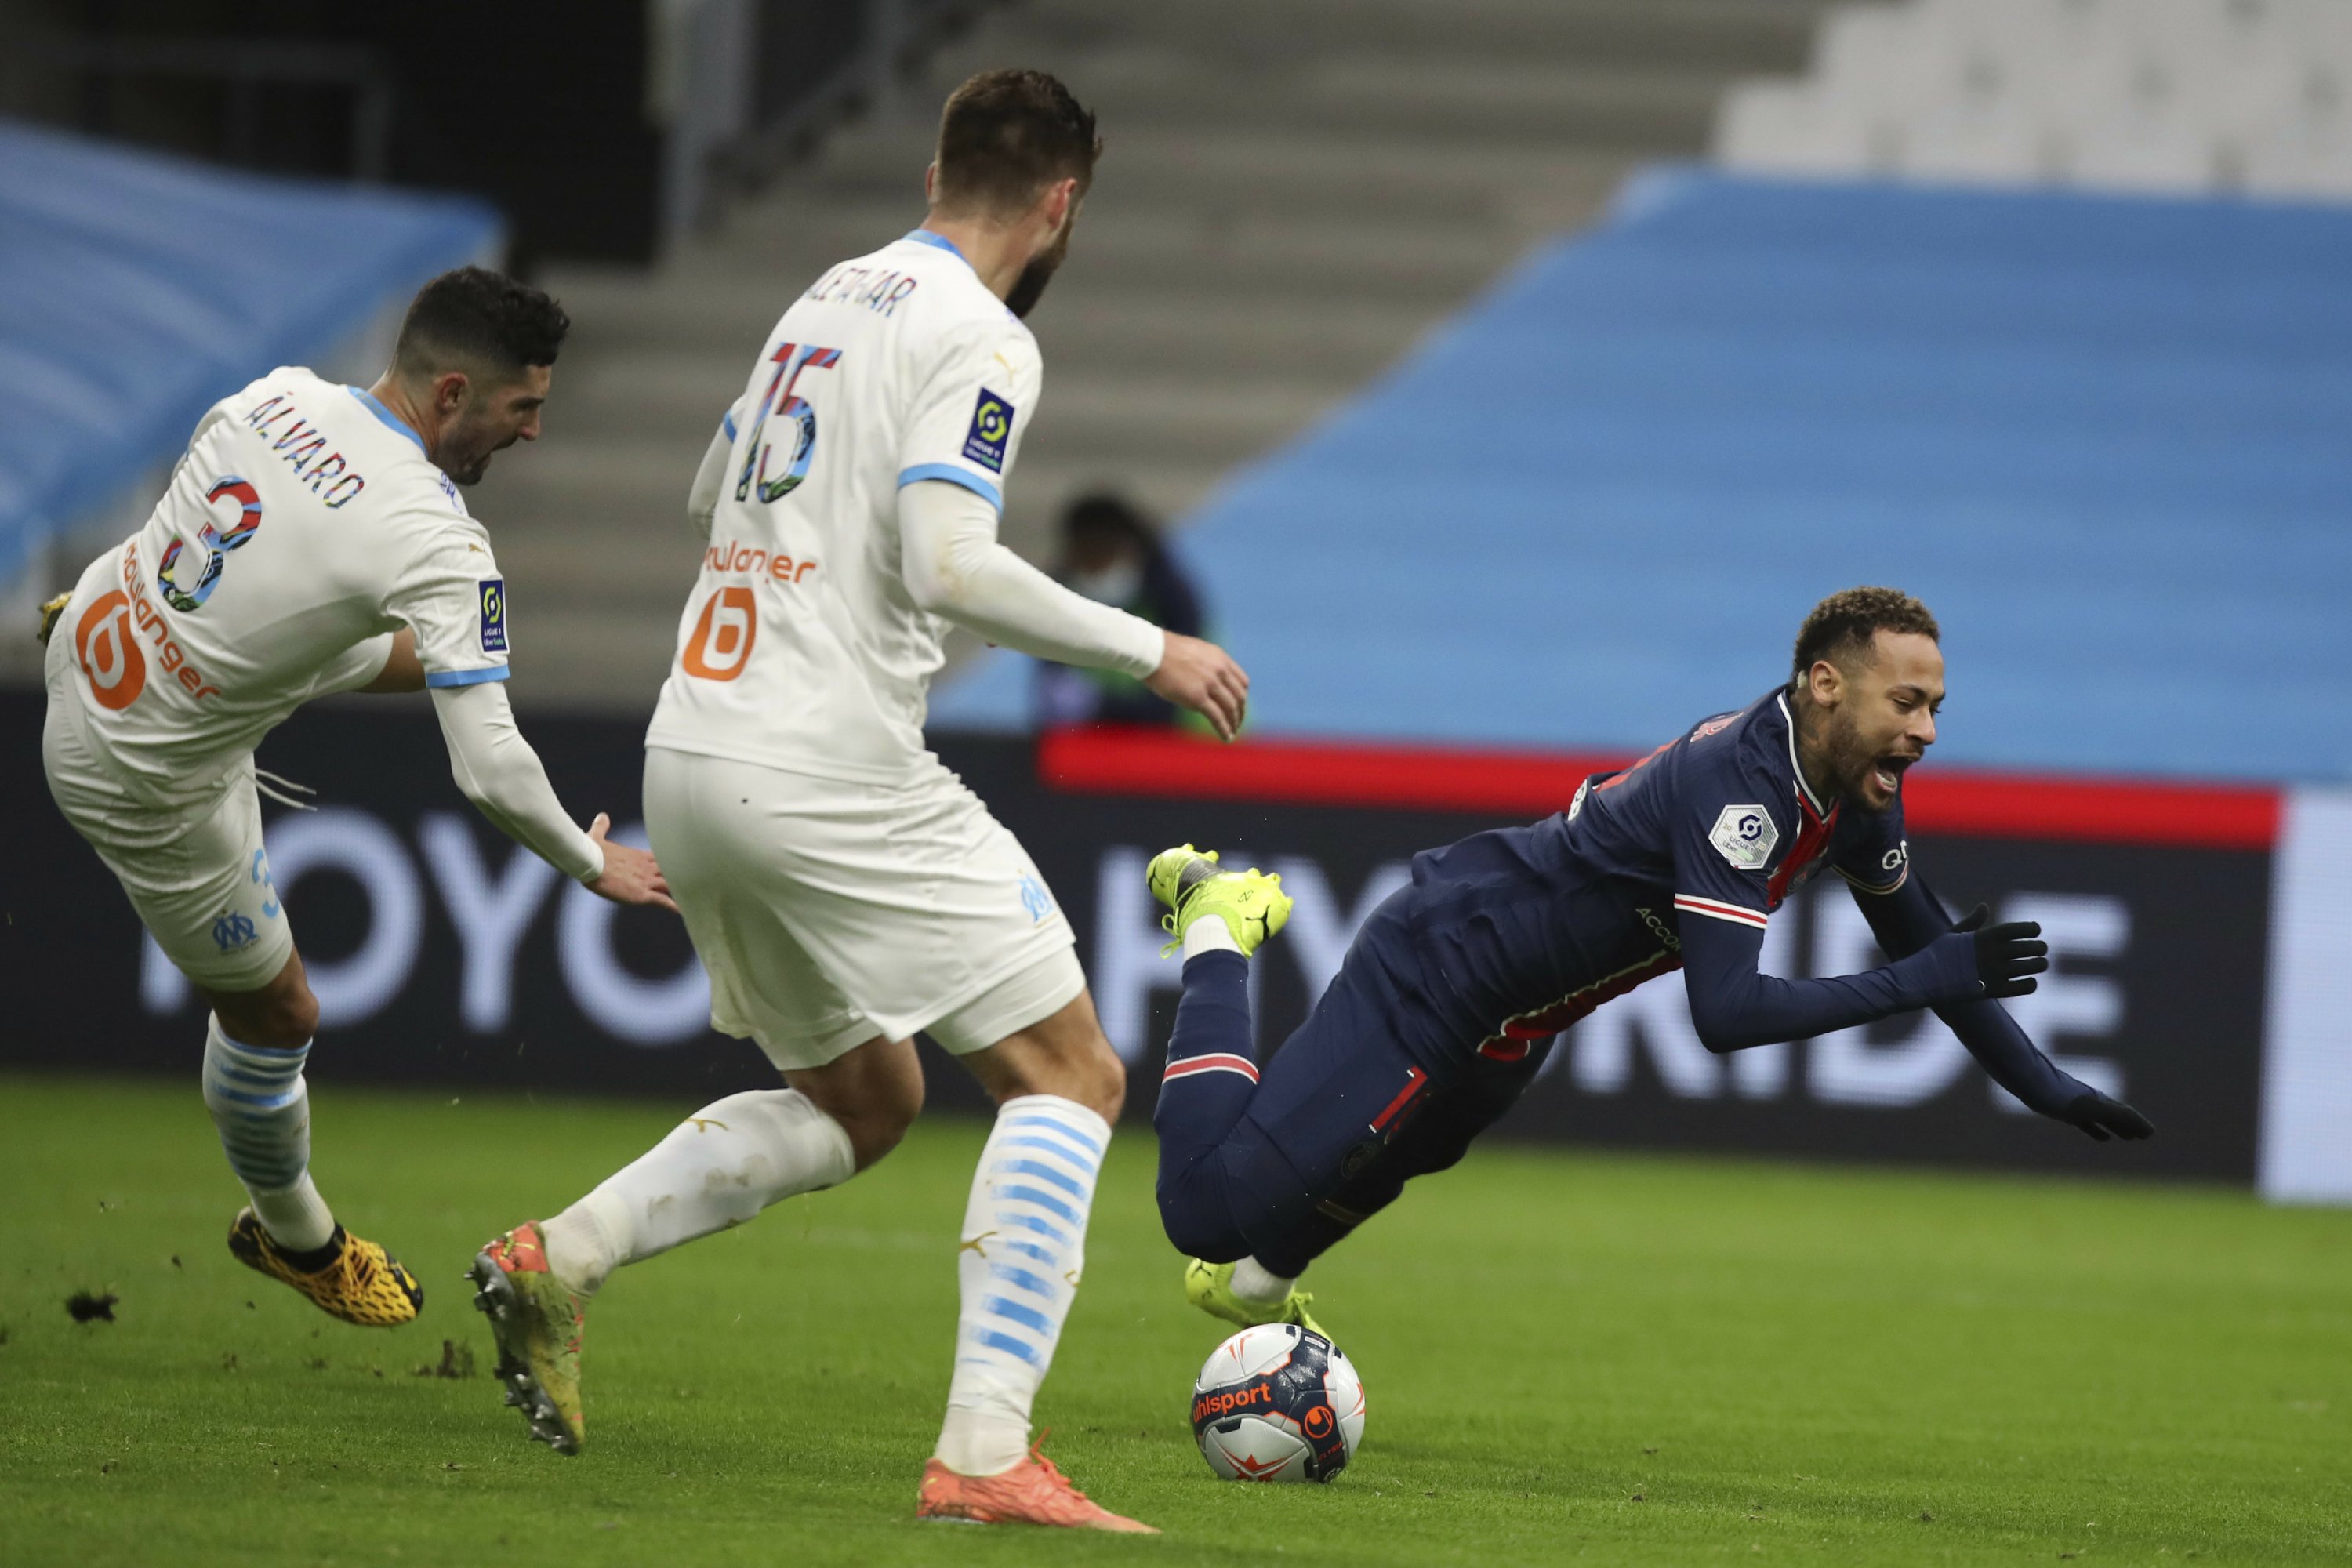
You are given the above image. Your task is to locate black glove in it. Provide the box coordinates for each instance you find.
[2062,1089,2155,1142]
[1951,903,2047,999]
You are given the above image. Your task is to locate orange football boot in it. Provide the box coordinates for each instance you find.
[916,1441,1157,1533]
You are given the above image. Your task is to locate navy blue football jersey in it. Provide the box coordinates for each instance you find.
[1390,690,1912,1056]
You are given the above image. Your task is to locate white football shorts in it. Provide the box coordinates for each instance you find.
[642,745,1085,1071]
[42,634,294,993]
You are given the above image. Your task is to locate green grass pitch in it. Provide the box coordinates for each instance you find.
[2,1074,2346,1566]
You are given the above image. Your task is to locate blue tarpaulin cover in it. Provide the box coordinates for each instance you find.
[0,120,499,582]
[934,168,2352,782]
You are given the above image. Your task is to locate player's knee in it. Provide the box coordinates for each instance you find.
[1074,1044,1126,1126]
[989,1028,1126,1125]
[835,1079,922,1172]
[214,981,318,1050]
[1157,1181,1250,1265]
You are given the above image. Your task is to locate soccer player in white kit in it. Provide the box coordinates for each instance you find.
[469,71,1246,1530]
[40,269,673,1327]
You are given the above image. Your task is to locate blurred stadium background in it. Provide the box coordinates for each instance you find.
[5,1,2350,1559]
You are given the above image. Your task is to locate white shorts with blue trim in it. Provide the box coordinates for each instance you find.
[43,658,294,993]
[642,745,1084,1072]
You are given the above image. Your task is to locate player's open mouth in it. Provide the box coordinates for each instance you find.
[1872,757,1915,794]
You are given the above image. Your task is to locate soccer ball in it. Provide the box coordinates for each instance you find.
[1189,1323,1366,1483]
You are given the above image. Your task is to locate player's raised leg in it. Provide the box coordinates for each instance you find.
[470,1074,872,1454]
[1218,1036,1555,1330]
[1150,844,1464,1322]
[45,702,423,1328]
[915,989,1153,1534]
[470,784,895,1455]
[206,951,425,1326]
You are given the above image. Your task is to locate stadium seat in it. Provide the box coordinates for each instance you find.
[1713,80,1882,174]
[1713,0,2352,201]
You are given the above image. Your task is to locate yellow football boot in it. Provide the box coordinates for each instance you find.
[1184,1257,1327,1338]
[227,1209,423,1327]
[1146,844,1292,957]
[37,592,70,646]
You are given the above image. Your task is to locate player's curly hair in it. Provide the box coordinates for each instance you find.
[1791,586,1940,685]
[933,68,1102,216]
[393,267,569,379]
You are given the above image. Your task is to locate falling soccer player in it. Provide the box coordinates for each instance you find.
[1144,587,2155,1337]
[38,268,674,1329]
[468,71,1246,1532]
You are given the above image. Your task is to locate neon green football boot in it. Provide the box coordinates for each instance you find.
[1146,844,1293,957]
[1184,1258,1327,1338]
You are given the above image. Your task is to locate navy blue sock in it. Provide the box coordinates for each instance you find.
[1153,950,1261,1258]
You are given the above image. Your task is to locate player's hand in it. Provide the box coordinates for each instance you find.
[584,812,680,914]
[1954,903,2046,998]
[1147,632,1250,742]
[2061,1088,2155,1142]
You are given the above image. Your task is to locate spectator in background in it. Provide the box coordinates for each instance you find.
[1032,491,1207,727]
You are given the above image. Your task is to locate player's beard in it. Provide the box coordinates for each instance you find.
[1004,215,1075,320]
[1811,700,1879,804]
[443,424,515,487]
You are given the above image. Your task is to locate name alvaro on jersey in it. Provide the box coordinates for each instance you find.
[239,390,376,509]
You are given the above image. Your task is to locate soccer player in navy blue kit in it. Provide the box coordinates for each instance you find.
[1147,587,2154,1333]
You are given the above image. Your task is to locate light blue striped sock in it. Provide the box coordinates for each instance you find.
[935,1094,1109,1476]
[201,1015,334,1252]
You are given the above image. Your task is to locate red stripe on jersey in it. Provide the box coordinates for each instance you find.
[1675,894,1769,930]
[1768,793,1839,908]
[1163,1053,1259,1084]
[1368,1068,1427,1133]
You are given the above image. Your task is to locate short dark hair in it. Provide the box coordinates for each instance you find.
[1791,586,1940,685]
[933,69,1101,217]
[392,266,569,380]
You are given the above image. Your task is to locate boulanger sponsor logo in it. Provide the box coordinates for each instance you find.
[1710,804,1778,869]
[74,590,147,712]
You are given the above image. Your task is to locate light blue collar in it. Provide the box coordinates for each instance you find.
[902,227,972,269]
[348,386,426,454]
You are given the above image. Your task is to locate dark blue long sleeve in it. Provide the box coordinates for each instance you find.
[1848,874,2090,1120]
[1678,910,1981,1054]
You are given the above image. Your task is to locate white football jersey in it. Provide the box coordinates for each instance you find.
[54,367,512,809]
[644,230,1043,782]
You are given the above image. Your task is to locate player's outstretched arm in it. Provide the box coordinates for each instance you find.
[1677,905,2034,1055]
[1848,879,2154,1141]
[898,478,1250,740]
[428,681,677,913]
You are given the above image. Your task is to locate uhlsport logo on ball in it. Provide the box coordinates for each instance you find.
[1190,1323,1366,1483]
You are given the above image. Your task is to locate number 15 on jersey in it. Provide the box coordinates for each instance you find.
[735,343,843,504]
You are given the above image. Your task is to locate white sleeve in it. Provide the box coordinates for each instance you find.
[898,479,1164,677]
[429,681,606,883]
[687,423,730,541]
